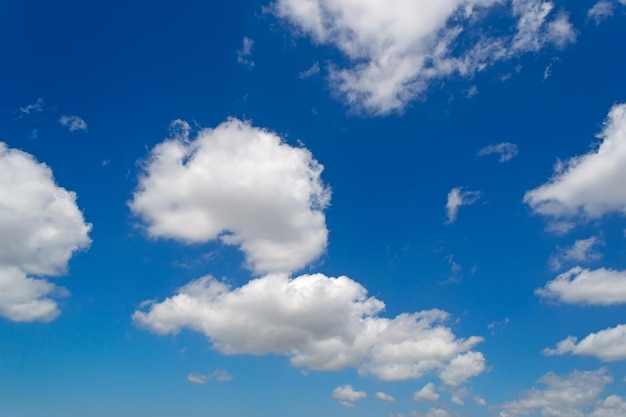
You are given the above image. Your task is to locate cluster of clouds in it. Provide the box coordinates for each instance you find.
[272,0,577,114]
[0,143,91,322]
[131,118,486,386]
[499,368,626,417]
[524,103,626,365]
[445,141,519,224]
[19,98,88,133]
[333,381,485,411]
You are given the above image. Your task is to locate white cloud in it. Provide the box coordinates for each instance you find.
[129,118,331,275]
[439,351,486,386]
[477,142,519,162]
[237,37,255,68]
[272,0,576,114]
[445,187,481,224]
[0,143,91,322]
[544,324,626,361]
[413,383,440,402]
[332,384,367,406]
[549,236,603,271]
[59,115,88,132]
[525,103,626,222]
[20,98,44,115]
[587,1,614,24]
[590,395,626,417]
[536,266,626,305]
[451,387,468,405]
[413,409,450,417]
[134,273,484,383]
[187,369,232,384]
[376,392,396,403]
[499,369,613,417]
[299,62,320,79]
[474,395,487,406]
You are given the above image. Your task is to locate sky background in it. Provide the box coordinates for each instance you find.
[1,1,626,416]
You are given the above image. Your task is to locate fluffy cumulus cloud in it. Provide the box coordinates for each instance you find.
[499,369,615,417]
[536,266,626,305]
[590,395,626,417]
[376,392,395,402]
[272,0,576,114]
[413,383,440,402]
[134,273,485,383]
[0,143,91,322]
[129,118,331,275]
[525,103,626,222]
[332,384,367,407]
[544,324,626,361]
[59,115,88,132]
[446,187,481,224]
[477,142,519,162]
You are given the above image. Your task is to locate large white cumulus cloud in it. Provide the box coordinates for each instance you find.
[272,0,576,114]
[525,103,626,221]
[536,266,626,306]
[0,143,91,322]
[133,273,484,384]
[545,324,626,361]
[129,118,331,275]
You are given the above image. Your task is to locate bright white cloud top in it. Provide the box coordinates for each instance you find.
[332,384,367,402]
[129,118,331,275]
[272,0,575,114]
[413,382,440,402]
[134,273,485,383]
[525,103,626,221]
[536,266,626,305]
[545,324,626,361]
[0,143,91,322]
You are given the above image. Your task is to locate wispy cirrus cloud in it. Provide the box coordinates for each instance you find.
[445,187,481,224]
[237,37,255,68]
[187,369,232,384]
[477,142,519,163]
[59,115,88,132]
[19,98,44,115]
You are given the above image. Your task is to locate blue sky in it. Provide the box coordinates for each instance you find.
[1,0,626,416]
